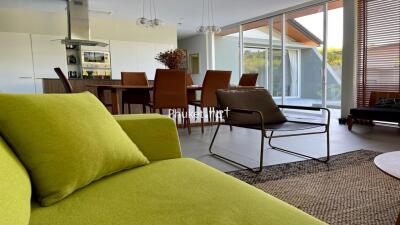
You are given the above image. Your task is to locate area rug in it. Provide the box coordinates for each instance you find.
[228,150,400,225]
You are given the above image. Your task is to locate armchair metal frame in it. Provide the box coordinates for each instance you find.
[209,105,330,173]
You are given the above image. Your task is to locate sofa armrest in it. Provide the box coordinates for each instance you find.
[114,114,182,161]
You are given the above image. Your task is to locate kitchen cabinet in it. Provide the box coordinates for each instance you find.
[0,32,35,93]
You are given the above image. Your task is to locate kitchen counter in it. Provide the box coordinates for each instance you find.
[42,78,121,94]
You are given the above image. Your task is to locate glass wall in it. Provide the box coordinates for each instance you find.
[284,4,325,107]
[218,0,343,112]
[215,31,240,84]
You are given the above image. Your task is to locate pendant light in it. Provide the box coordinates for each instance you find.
[136,0,164,27]
[197,0,221,33]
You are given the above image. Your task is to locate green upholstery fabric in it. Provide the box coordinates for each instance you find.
[0,137,31,225]
[29,158,326,225]
[0,92,149,206]
[115,114,181,161]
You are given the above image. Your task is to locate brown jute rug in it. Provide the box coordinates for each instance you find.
[228,150,400,225]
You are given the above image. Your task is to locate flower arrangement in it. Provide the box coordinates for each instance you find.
[155,48,186,69]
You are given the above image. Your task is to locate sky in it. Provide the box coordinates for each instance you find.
[295,8,343,48]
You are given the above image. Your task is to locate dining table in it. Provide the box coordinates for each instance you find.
[86,84,264,115]
[87,84,202,114]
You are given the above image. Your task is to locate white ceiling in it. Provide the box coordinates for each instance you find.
[0,0,313,39]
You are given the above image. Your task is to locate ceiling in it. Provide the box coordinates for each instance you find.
[0,0,314,39]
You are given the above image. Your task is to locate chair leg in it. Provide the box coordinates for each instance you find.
[209,123,221,154]
[175,108,179,125]
[207,107,211,125]
[181,108,184,125]
[185,107,191,135]
[347,115,353,131]
[194,106,198,121]
[200,107,205,133]
[122,103,125,114]
[209,123,264,173]
[267,130,330,163]
[128,104,131,114]
[142,104,146,113]
[230,125,233,131]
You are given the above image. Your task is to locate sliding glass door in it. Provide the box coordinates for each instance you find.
[235,0,343,112]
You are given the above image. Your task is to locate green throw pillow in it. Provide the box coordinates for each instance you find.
[0,92,149,206]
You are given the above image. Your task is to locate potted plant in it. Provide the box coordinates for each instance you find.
[155,48,186,69]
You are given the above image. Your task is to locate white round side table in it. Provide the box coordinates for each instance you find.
[374,151,400,180]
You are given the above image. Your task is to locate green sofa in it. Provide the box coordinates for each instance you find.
[0,114,326,225]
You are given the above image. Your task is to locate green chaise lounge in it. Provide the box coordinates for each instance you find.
[1,114,326,225]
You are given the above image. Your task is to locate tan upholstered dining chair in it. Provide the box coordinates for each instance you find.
[121,72,151,114]
[151,69,191,134]
[189,70,231,133]
[239,73,258,87]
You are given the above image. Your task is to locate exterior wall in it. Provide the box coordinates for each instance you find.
[300,48,340,100]
[178,34,208,85]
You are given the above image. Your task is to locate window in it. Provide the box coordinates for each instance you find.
[356,0,400,107]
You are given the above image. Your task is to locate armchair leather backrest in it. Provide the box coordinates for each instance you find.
[216,89,287,125]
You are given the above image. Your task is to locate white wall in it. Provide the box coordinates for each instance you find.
[0,8,177,93]
[178,34,208,85]
[110,40,173,80]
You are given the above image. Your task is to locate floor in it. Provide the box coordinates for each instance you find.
[178,110,400,172]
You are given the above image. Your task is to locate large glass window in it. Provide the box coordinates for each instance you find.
[217,0,343,113]
[215,31,240,84]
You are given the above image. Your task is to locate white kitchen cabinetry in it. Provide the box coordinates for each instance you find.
[0,32,35,93]
[31,34,68,93]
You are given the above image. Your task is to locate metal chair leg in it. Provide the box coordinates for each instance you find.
[209,124,264,173]
[267,129,330,163]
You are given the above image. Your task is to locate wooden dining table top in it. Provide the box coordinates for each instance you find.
[86,84,203,90]
[86,84,264,91]
[86,83,264,114]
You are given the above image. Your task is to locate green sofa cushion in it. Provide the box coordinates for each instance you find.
[0,92,149,206]
[29,158,326,225]
[0,137,31,225]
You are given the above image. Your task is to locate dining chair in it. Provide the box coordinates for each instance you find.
[239,73,258,86]
[54,68,73,93]
[121,72,151,114]
[151,69,191,134]
[189,70,231,133]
